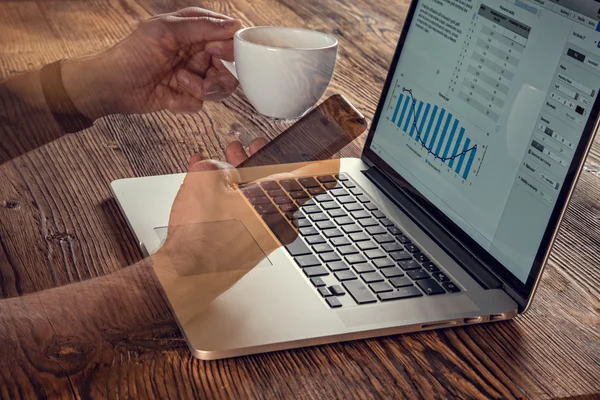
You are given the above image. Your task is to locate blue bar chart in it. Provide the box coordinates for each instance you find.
[392,88,478,180]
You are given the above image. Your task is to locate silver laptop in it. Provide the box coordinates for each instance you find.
[112,0,600,359]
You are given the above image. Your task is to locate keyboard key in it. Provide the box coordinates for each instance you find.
[337,195,356,204]
[338,245,359,256]
[260,181,280,191]
[350,187,364,196]
[407,269,430,280]
[396,234,412,244]
[365,249,387,259]
[262,214,297,244]
[443,282,461,293]
[267,189,287,198]
[327,261,350,272]
[310,277,326,287]
[373,258,395,268]
[351,210,370,219]
[329,285,346,296]
[382,242,403,252]
[328,208,347,218]
[352,263,376,274]
[356,195,370,203]
[324,228,344,238]
[313,243,333,254]
[335,270,357,281]
[279,179,303,192]
[342,180,356,188]
[416,279,445,295]
[318,287,333,297]
[390,251,412,261]
[337,173,350,181]
[358,218,379,227]
[295,255,321,268]
[326,297,342,308]
[279,203,298,213]
[247,195,272,205]
[317,175,337,183]
[304,266,329,277]
[422,262,440,273]
[255,203,279,214]
[405,244,420,253]
[366,226,386,235]
[389,224,407,235]
[369,282,393,293]
[343,280,377,304]
[334,216,354,226]
[330,188,348,197]
[432,272,450,282]
[413,253,430,263]
[308,187,326,196]
[323,182,339,190]
[361,271,384,283]
[380,266,404,278]
[285,238,311,256]
[316,221,336,230]
[273,197,294,206]
[389,276,413,288]
[349,232,370,242]
[294,219,312,228]
[345,254,367,264]
[364,203,379,211]
[299,177,321,188]
[285,212,299,220]
[320,252,341,263]
[310,213,328,222]
[289,191,309,200]
[374,234,395,244]
[330,237,352,247]
[357,240,378,251]
[372,210,386,219]
[378,286,422,301]
[320,201,340,210]
[302,205,321,214]
[399,259,421,270]
[299,226,318,236]
[315,194,334,203]
[380,218,394,227]
[344,203,363,212]
[342,224,362,234]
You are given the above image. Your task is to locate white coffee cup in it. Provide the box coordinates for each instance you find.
[221,26,338,119]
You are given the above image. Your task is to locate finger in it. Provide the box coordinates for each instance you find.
[165,16,243,44]
[249,137,268,155]
[188,153,204,169]
[203,69,238,101]
[170,7,234,20]
[177,69,205,100]
[185,51,212,76]
[225,141,249,166]
[205,40,235,61]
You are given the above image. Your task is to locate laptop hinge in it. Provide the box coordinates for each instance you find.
[363,166,503,291]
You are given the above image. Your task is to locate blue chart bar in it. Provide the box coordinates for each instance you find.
[443,120,459,159]
[455,138,471,174]
[428,109,446,150]
[392,90,478,180]
[397,96,410,128]
[423,106,438,145]
[392,94,404,123]
[435,114,453,156]
[448,128,465,169]
[409,102,424,138]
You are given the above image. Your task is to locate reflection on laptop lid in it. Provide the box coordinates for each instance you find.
[364,0,600,307]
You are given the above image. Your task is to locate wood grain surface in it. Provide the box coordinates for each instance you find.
[0,0,599,399]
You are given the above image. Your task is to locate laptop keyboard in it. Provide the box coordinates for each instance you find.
[239,173,461,308]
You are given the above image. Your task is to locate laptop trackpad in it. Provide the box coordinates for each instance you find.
[338,294,478,328]
[154,219,272,276]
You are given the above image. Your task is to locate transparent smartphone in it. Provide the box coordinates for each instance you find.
[238,94,367,167]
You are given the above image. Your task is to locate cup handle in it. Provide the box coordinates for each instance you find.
[220,60,238,80]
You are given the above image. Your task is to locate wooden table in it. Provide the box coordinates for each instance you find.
[1,0,599,398]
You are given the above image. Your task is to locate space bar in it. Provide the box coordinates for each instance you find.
[342,280,377,304]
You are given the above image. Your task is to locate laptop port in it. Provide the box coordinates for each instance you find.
[463,316,482,324]
[490,313,505,321]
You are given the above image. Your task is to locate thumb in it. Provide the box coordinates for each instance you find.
[165,16,242,44]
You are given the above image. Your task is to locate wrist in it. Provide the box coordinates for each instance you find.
[61,54,118,120]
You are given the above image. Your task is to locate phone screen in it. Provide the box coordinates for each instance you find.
[238,94,367,167]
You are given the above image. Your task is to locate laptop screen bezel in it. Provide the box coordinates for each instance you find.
[361,0,600,306]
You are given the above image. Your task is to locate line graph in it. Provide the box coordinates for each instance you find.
[392,87,479,180]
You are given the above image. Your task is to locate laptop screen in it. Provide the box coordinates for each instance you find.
[368,0,600,284]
